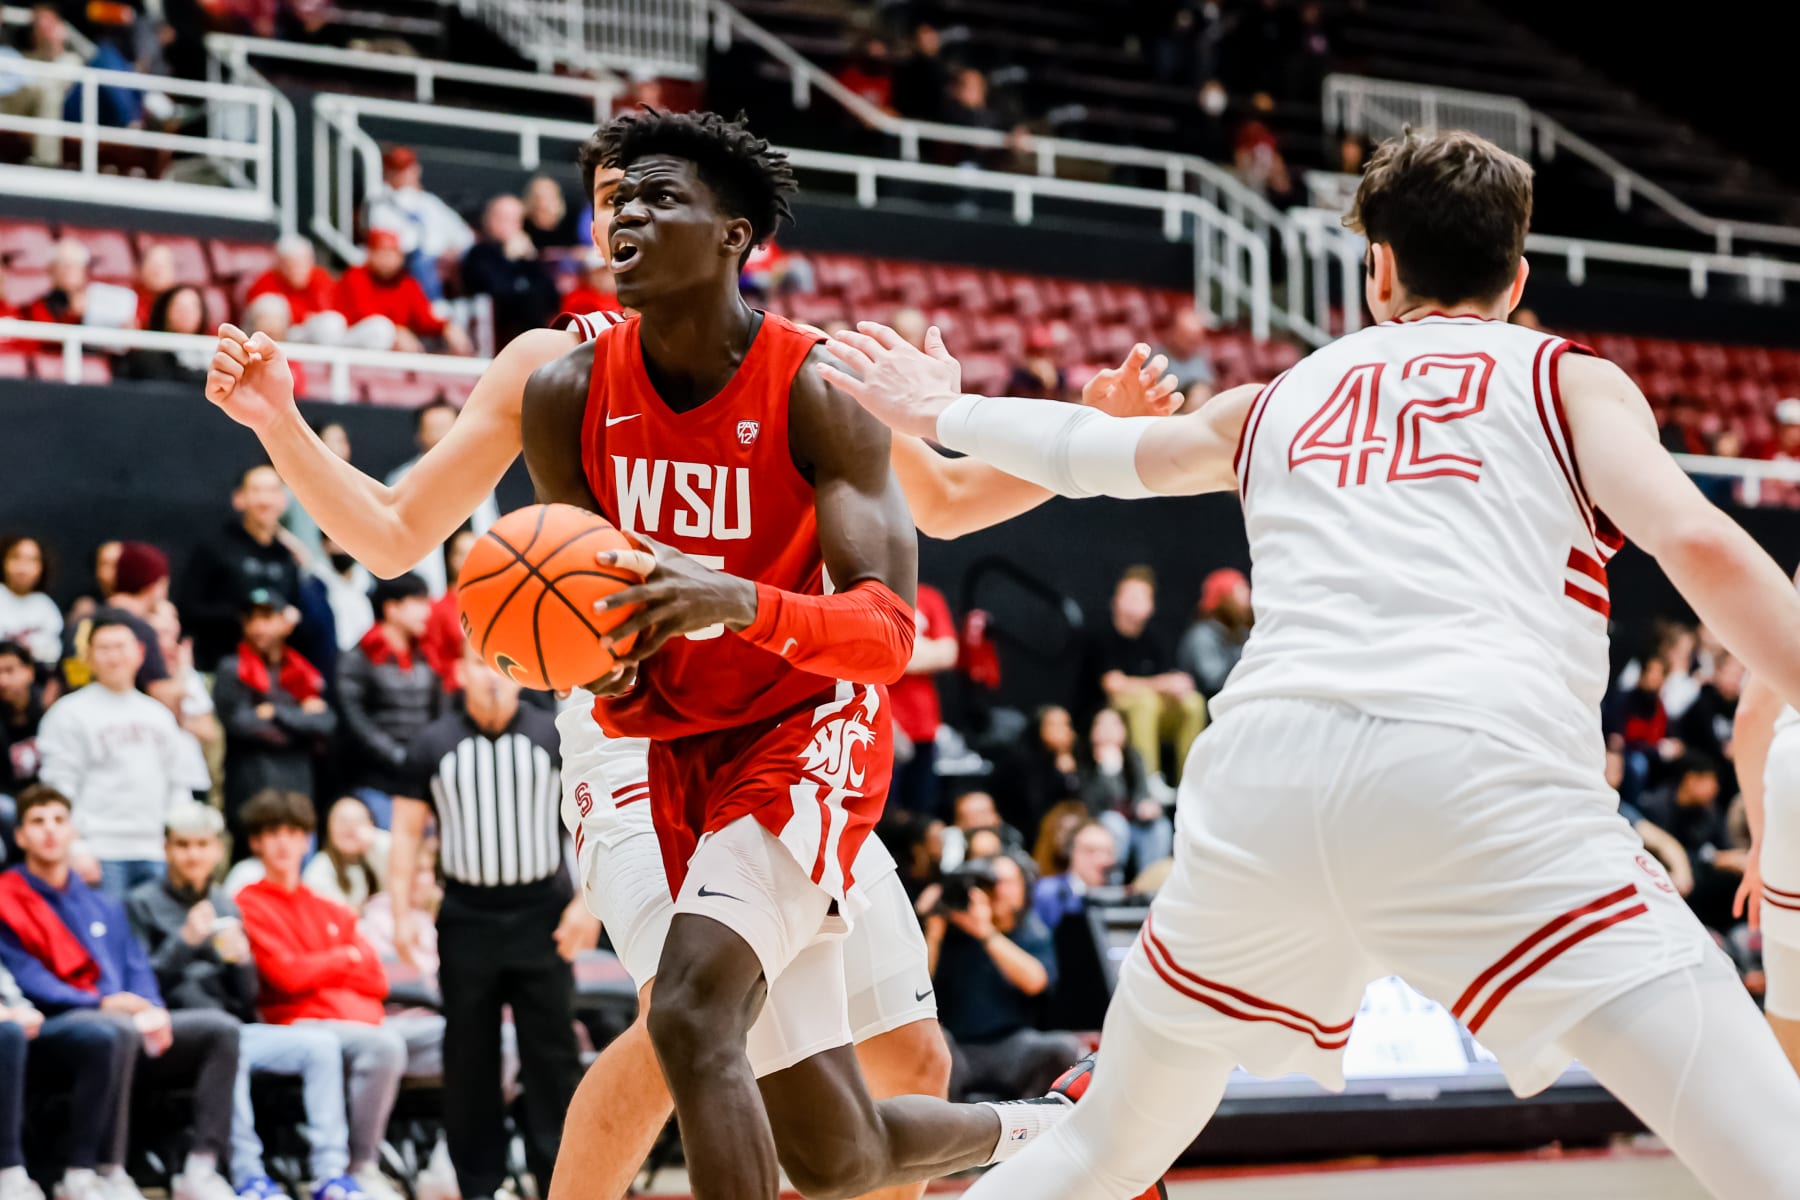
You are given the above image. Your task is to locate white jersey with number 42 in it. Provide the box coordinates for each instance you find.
[1215,314,1623,773]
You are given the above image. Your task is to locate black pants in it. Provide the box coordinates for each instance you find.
[60,1007,240,1166]
[438,883,583,1199]
[944,1026,1086,1101]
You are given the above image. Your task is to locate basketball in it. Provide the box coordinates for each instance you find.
[456,503,643,691]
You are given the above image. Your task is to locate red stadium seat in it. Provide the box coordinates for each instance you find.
[353,367,441,408]
[136,235,211,287]
[0,222,56,271]
[784,292,848,330]
[2,268,47,309]
[202,287,232,328]
[60,227,136,283]
[31,352,112,385]
[0,350,29,378]
[959,353,1011,396]
[208,239,278,284]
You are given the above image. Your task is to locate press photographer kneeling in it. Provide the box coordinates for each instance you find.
[920,851,1086,1099]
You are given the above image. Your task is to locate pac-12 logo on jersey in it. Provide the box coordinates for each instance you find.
[737,420,760,446]
[612,456,752,541]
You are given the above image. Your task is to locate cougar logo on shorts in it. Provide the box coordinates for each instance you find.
[575,782,594,818]
[799,688,881,795]
[1636,853,1676,894]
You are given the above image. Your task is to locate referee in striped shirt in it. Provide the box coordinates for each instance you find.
[387,642,598,1200]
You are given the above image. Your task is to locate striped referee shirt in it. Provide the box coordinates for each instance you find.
[403,702,564,888]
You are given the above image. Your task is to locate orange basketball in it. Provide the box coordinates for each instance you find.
[456,504,643,691]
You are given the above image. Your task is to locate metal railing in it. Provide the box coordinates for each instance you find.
[1672,454,1800,509]
[460,0,707,79]
[0,318,488,405]
[311,91,1274,337]
[1324,74,1800,256]
[1284,203,1800,338]
[0,57,285,225]
[204,33,623,119]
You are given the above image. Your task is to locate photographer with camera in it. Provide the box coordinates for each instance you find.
[920,851,1085,1099]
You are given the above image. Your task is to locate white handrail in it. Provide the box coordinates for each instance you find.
[0,318,488,406]
[0,58,281,224]
[1285,203,1796,339]
[311,92,1274,338]
[1324,74,1800,256]
[203,33,623,120]
[463,0,706,80]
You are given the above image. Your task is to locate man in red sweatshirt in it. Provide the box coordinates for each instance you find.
[234,791,442,1200]
[335,230,472,356]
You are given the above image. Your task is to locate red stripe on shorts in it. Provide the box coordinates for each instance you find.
[613,783,650,808]
[1142,916,1354,1040]
[1563,581,1611,617]
[1463,902,1647,1035]
[1453,885,1640,1020]
[1140,933,1352,1052]
[1764,881,1800,901]
[1762,890,1800,913]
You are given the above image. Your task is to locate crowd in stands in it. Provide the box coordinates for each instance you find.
[0,457,608,1200]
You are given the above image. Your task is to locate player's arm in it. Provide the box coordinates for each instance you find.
[892,343,1183,539]
[820,322,1254,498]
[1563,354,1800,712]
[520,341,606,514]
[207,325,575,578]
[597,346,919,684]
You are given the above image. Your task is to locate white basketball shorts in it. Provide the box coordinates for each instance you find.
[557,699,934,1069]
[1122,698,1709,1098]
[1758,725,1800,1018]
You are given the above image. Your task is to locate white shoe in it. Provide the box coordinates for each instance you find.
[348,1168,402,1200]
[1,1167,46,1200]
[52,1171,105,1200]
[94,1170,145,1200]
[172,1169,239,1200]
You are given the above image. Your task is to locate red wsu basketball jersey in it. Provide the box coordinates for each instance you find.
[579,312,837,741]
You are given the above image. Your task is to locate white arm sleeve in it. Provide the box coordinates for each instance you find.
[934,395,1160,499]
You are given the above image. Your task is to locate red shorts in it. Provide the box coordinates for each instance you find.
[649,682,892,904]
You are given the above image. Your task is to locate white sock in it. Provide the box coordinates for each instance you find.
[978,1098,1072,1164]
[1,1167,29,1185]
[62,1171,96,1184]
[97,1169,126,1180]
[180,1155,218,1180]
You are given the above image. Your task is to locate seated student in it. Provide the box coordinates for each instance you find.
[0,786,238,1200]
[302,798,387,915]
[126,803,368,1200]
[1032,819,1118,934]
[234,791,442,1200]
[2,960,124,1200]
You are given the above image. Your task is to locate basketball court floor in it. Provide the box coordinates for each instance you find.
[638,1146,1707,1198]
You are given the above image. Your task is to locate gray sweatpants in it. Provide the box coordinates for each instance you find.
[299,1016,445,1168]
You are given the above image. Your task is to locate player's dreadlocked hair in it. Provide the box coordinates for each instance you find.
[579,109,797,267]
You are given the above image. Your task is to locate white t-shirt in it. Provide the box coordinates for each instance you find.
[36,684,194,861]
[0,589,63,665]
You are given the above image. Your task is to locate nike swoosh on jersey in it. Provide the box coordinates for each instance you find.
[605,414,640,428]
[696,884,743,902]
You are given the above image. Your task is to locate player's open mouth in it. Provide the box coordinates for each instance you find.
[611,240,642,272]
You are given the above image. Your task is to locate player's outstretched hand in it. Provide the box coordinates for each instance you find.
[593,535,758,667]
[206,325,297,432]
[818,321,962,441]
[1083,343,1182,418]
[1735,846,1763,930]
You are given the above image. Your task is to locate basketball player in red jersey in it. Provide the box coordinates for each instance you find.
[517,110,1118,1200]
[205,122,1178,1200]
